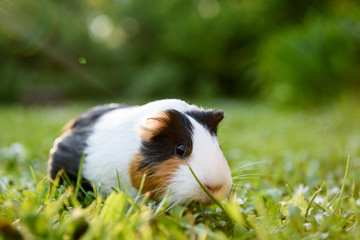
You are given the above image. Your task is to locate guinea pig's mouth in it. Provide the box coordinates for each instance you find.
[200,187,231,204]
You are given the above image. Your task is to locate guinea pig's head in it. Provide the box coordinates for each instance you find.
[129,109,232,205]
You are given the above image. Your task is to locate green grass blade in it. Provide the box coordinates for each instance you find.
[126,173,146,216]
[29,165,37,185]
[335,155,350,213]
[74,153,86,197]
[351,179,355,198]
[305,183,324,219]
[285,184,292,198]
[92,182,98,198]
[327,192,340,208]
[116,169,121,191]
[115,169,132,201]
[154,189,171,216]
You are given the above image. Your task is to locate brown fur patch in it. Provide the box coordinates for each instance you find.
[129,153,189,199]
[138,112,170,142]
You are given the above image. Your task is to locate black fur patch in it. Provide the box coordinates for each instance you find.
[48,104,128,181]
[139,110,194,170]
[185,110,224,135]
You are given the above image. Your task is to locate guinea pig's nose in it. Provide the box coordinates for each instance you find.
[204,184,223,194]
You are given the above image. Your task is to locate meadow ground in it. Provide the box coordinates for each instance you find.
[0,98,360,239]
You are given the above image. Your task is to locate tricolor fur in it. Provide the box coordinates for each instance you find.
[48,99,232,204]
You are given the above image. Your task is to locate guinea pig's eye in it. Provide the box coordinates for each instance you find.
[175,143,188,159]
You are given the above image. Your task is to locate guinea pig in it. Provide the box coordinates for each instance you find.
[48,99,232,205]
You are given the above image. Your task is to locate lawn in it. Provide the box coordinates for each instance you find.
[1,98,360,239]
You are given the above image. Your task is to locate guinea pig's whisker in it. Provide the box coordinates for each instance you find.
[145,186,168,195]
[182,200,192,209]
[232,185,262,191]
[231,166,263,174]
[232,175,258,179]
[232,174,277,180]
[143,181,170,195]
[167,199,184,212]
[231,182,261,188]
[231,161,269,173]
[231,166,260,173]
[232,173,270,178]
[136,186,167,199]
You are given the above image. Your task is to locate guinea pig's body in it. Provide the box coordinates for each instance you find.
[48,99,232,204]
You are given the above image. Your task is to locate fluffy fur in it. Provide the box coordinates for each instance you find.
[48,99,232,204]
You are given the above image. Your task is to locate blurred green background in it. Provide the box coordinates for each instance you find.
[1,0,359,105]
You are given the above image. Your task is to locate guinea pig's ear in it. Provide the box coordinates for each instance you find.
[138,112,168,142]
[209,110,224,133]
[187,109,224,135]
[212,110,224,126]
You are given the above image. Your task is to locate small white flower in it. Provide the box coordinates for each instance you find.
[315,213,324,224]
[308,208,313,215]
[0,142,27,161]
[216,207,222,213]
[236,198,246,205]
[304,222,311,231]
[244,183,252,191]
[0,180,7,193]
[329,186,340,195]
[314,196,324,205]
[356,199,360,207]
[321,232,329,239]
[294,183,309,195]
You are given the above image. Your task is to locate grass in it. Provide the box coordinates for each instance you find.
[1,98,360,239]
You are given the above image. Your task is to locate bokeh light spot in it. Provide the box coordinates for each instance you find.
[88,14,114,40]
[197,0,220,19]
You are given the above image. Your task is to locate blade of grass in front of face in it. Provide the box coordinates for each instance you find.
[188,166,233,219]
